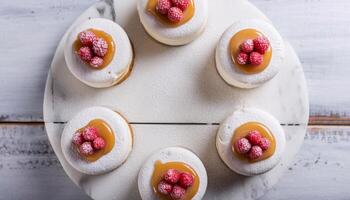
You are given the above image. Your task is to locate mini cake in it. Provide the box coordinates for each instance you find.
[61,106,133,175]
[64,18,134,88]
[137,0,208,45]
[216,108,286,176]
[138,147,207,200]
[216,19,285,88]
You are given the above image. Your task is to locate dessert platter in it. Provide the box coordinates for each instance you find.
[43,0,309,199]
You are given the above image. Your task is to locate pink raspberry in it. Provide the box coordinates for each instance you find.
[157,180,173,195]
[178,172,194,188]
[89,56,104,68]
[77,46,93,62]
[234,138,251,154]
[72,131,84,146]
[156,0,172,15]
[258,137,270,151]
[246,130,262,145]
[172,0,190,11]
[92,38,108,57]
[167,7,183,23]
[163,169,180,184]
[240,39,254,53]
[249,52,263,65]
[82,127,99,141]
[248,145,263,160]
[236,52,249,65]
[78,30,97,46]
[170,185,186,200]
[253,36,270,54]
[92,137,106,150]
[79,142,94,156]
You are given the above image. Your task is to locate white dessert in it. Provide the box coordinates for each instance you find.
[64,18,133,88]
[216,108,286,176]
[137,0,208,46]
[215,19,285,88]
[61,106,133,175]
[138,147,207,199]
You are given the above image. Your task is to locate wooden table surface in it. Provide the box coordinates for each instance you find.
[0,0,349,199]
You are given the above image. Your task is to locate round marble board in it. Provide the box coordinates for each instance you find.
[43,0,309,199]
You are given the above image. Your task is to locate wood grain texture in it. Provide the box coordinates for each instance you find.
[250,0,350,124]
[0,0,96,121]
[0,124,349,200]
[0,0,349,123]
[0,124,88,200]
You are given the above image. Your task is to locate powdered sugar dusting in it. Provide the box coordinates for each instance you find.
[92,38,108,57]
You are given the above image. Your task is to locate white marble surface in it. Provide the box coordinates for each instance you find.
[45,0,308,125]
[44,0,308,199]
[46,123,307,200]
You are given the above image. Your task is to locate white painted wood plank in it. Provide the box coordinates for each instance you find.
[250,0,350,119]
[0,124,89,200]
[261,126,350,200]
[0,0,96,121]
[0,125,349,199]
[0,0,350,121]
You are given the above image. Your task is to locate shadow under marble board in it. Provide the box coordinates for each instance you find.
[43,0,309,199]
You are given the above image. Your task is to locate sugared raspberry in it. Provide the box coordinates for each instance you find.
[234,138,251,154]
[78,30,97,46]
[178,172,194,188]
[249,52,263,65]
[156,0,172,15]
[79,142,94,156]
[172,0,190,11]
[164,169,180,184]
[167,7,183,23]
[236,52,249,65]
[77,46,93,62]
[253,36,270,54]
[92,137,106,150]
[240,39,254,53]
[72,131,84,146]
[89,56,104,68]
[248,145,263,160]
[258,137,270,151]
[246,130,262,145]
[82,127,99,141]
[170,185,186,200]
[157,181,173,195]
[92,38,108,57]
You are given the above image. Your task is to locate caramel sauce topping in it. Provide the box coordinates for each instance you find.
[151,161,199,200]
[76,119,115,162]
[146,0,195,27]
[232,122,276,162]
[229,29,272,74]
[73,29,116,70]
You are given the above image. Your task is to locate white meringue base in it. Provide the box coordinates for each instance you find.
[216,108,286,176]
[216,19,285,88]
[138,147,207,200]
[137,0,208,45]
[61,106,133,175]
[64,18,133,88]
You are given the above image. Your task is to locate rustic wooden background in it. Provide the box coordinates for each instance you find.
[0,0,349,199]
